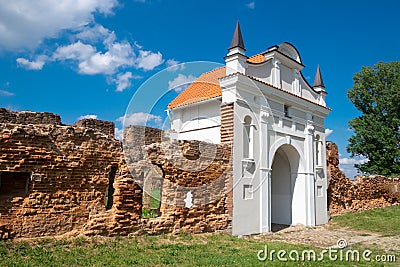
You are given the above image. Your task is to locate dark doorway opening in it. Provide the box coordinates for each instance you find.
[271,223,290,233]
[105,166,117,210]
[0,172,30,199]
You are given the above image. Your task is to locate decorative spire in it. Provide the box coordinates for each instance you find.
[313,65,325,88]
[228,21,246,51]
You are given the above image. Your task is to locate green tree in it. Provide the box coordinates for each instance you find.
[347,61,400,176]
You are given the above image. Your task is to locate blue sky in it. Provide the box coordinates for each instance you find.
[0,0,399,178]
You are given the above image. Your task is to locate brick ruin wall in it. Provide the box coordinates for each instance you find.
[122,126,232,235]
[326,142,400,215]
[1,109,399,239]
[0,110,143,239]
[0,110,232,239]
[0,108,62,125]
[73,118,115,137]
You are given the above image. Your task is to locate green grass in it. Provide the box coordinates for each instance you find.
[149,188,161,209]
[0,233,396,266]
[142,188,161,218]
[2,205,399,266]
[331,205,400,235]
[142,208,158,218]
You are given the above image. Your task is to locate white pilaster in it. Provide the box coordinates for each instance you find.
[305,122,316,226]
[317,91,327,107]
[260,109,271,232]
[272,59,281,88]
[293,69,300,95]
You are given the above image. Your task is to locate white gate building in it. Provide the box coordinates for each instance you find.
[167,22,331,235]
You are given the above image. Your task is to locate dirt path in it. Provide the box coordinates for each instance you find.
[249,223,400,254]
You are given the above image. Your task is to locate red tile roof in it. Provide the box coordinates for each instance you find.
[168,67,226,109]
[247,53,265,63]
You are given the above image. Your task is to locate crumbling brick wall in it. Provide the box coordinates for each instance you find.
[0,109,142,239]
[326,141,400,215]
[123,126,233,235]
[143,141,232,234]
[0,108,61,125]
[3,108,400,239]
[73,118,115,137]
[0,112,233,239]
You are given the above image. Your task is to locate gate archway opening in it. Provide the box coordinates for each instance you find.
[270,144,305,229]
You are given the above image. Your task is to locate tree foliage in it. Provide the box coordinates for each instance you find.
[347,61,400,176]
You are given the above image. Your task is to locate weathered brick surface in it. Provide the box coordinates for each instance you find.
[0,115,142,239]
[123,126,233,235]
[0,108,61,125]
[326,141,400,215]
[2,109,399,239]
[0,114,233,239]
[73,118,115,137]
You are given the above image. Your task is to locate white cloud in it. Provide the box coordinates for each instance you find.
[0,89,14,96]
[52,36,142,91]
[325,128,333,138]
[114,127,123,140]
[339,156,369,179]
[53,41,96,61]
[115,72,133,92]
[16,57,46,70]
[0,0,118,50]
[78,114,98,120]
[339,164,359,180]
[136,50,164,71]
[0,1,166,92]
[78,41,135,75]
[166,59,179,67]
[75,24,114,43]
[246,2,255,9]
[339,157,368,165]
[168,74,196,92]
[166,59,185,72]
[117,112,162,127]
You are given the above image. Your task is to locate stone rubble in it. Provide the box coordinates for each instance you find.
[326,142,400,215]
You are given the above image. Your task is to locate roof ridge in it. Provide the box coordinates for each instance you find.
[248,50,268,58]
[247,50,269,63]
[245,73,331,110]
[196,66,225,77]
[220,72,330,110]
[167,67,226,109]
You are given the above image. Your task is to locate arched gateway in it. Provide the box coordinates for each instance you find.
[271,144,306,226]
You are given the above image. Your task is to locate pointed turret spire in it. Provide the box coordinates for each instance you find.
[313,65,325,89]
[228,21,246,51]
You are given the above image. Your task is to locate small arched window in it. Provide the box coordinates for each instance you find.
[243,116,253,159]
